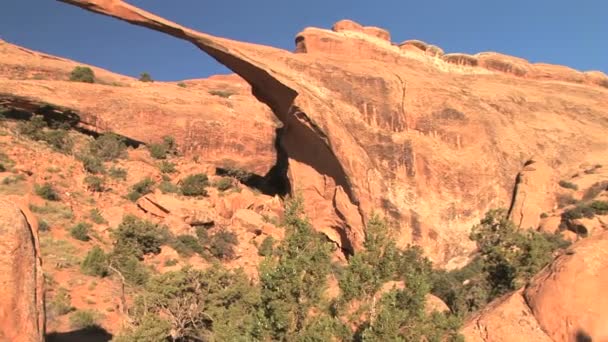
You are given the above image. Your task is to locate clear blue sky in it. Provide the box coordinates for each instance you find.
[1,0,606,81]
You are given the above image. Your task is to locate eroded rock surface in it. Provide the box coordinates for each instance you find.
[0,198,44,342]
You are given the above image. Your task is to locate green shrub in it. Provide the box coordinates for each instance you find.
[89,208,107,224]
[81,246,108,277]
[35,183,60,201]
[127,177,155,202]
[559,180,578,190]
[208,89,235,98]
[209,230,238,260]
[70,222,92,241]
[70,66,95,83]
[80,155,105,174]
[113,315,172,342]
[69,310,100,329]
[159,180,179,194]
[159,161,176,173]
[84,175,105,192]
[112,215,168,259]
[562,204,596,221]
[0,163,5,172]
[556,193,577,208]
[171,234,204,257]
[590,200,608,215]
[148,143,167,160]
[164,259,178,267]
[88,133,127,161]
[180,173,208,196]
[139,72,153,82]
[195,225,209,244]
[47,287,73,318]
[17,115,73,153]
[109,252,150,286]
[583,181,608,201]
[214,177,233,191]
[39,219,50,232]
[109,166,127,180]
[177,82,187,88]
[257,236,274,256]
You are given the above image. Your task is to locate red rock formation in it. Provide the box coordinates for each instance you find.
[6,1,605,264]
[462,231,608,341]
[0,198,44,342]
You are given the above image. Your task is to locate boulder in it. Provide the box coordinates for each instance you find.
[0,198,44,342]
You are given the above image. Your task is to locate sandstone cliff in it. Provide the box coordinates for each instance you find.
[3,0,606,266]
[0,198,44,342]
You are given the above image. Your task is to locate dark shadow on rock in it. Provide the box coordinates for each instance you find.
[576,330,592,342]
[46,326,112,342]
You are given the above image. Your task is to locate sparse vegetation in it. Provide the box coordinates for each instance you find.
[47,287,73,318]
[171,234,204,257]
[81,246,109,277]
[159,180,179,194]
[208,89,235,98]
[257,236,274,256]
[214,177,233,191]
[149,136,177,160]
[158,161,176,173]
[177,82,187,88]
[112,215,169,260]
[139,72,153,82]
[69,310,101,330]
[35,182,60,201]
[87,133,127,161]
[70,222,92,242]
[80,155,105,174]
[18,115,73,153]
[89,208,107,224]
[109,166,127,180]
[70,66,95,83]
[556,193,577,208]
[180,173,208,196]
[583,181,608,201]
[209,230,238,260]
[559,180,578,190]
[127,177,155,201]
[84,175,105,192]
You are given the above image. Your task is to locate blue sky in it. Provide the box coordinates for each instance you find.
[1,0,606,81]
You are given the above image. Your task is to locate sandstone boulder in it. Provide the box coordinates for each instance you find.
[0,198,44,342]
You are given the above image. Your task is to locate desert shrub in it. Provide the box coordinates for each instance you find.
[84,175,105,192]
[0,163,5,172]
[70,222,92,241]
[47,287,73,318]
[127,177,155,201]
[208,89,234,98]
[164,259,178,267]
[81,246,108,277]
[112,215,169,260]
[177,82,187,88]
[109,166,127,180]
[113,315,172,342]
[80,155,105,174]
[88,133,127,161]
[110,252,150,286]
[171,234,204,257]
[195,225,210,244]
[38,219,50,232]
[69,66,95,83]
[214,177,233,191]
[89,208,107,224]
[159,180,179,194]
[159,161,176,173]
[69,310,101,329]
[558,180,578,190]
[590,200,608,215]
[556,193,577,208]
[209,230,238,260]
[139,72,153,82]
[583,181,608,201]
[35,183,60,201]
[562,204,596,221]
[148,143,168,159]
[180,173,208,196]
[41,129,73,152]
[257,236,274,256]
[18,115,73,153]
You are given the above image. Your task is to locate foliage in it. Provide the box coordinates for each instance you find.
[38,219,50,232]
[112,215,169,260]
[158,161,176,173]
[87,133,127,161]
[17,115,73,153]
[209,230,238,260]
[159,180,179,194]
[113,315,172,342]
[139,72,153,82]
[84,175,105,192]
[35,182,60,201]
[109,166,127,180]
[208,89,235,98]
[127,177,155,201]
[148,136,176,160]
[89,208,107,224]
[257,236,274,257]
[81,246,108,277]
[171,234,204,257]
[214,177,233,191]
[47,287,73,318]
[70,222,92,242]
[558,180,578,190]
[69,310,101,329]
[583,181,608,201]
[180,173,209,196]
[80,155,105,174]
[69,66,95,83]
[177,82,187,88]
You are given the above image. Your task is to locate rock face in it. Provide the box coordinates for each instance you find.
[0,198,44,342]
[462,231,608,341]
[8,2,608,264]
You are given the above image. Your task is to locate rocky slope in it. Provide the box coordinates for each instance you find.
[6,0,605,266]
